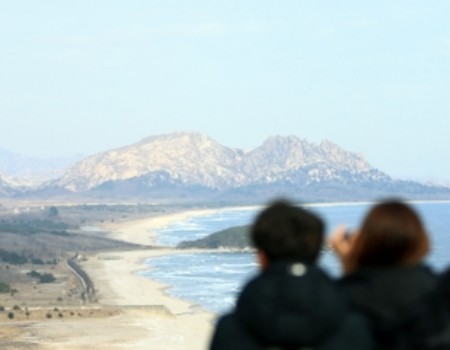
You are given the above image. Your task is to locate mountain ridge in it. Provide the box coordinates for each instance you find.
[56,132,384,192]
[1,132,449,203]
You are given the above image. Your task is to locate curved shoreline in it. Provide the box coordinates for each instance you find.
[77,209,229,350]
[6,201,449,348]
[6,209,226,350]
[103,207,230,246]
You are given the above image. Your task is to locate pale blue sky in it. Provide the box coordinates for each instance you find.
[1,1,450,181]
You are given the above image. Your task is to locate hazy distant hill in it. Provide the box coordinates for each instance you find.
[3,132,450,203]
[177,226,251,249]
[0,172,18,196]
[177,224,332,251]
[0,149,83,184]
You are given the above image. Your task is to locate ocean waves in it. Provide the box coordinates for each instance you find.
[142,202,450,314]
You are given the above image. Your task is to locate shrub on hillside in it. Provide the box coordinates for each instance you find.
[39,273,56,283]
[0,281,11,293]
[27,270,56,283]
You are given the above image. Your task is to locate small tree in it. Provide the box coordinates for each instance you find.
[27,270,40,278]
[0,281,11,293]
[8,312,14,319]
[48,206,59,218]
[39,273,56,283]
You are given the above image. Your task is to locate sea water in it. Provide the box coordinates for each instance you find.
[140,201,450,314]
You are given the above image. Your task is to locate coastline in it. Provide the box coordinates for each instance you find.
[103,207,224,246]
[6,208,228,350]
[80,209,226,349]
[78,248,215,350]
[4,201,449,348]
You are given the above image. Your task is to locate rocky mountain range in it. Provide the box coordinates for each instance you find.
[2,132,450,203]
[56,132,387,191]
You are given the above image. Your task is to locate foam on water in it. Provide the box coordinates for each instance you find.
[154,207,258,246]
[140,251,257,313]
[141,202,450,314]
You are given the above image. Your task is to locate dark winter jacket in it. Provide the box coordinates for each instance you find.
[339,264,445,349]
[210,261,375,350]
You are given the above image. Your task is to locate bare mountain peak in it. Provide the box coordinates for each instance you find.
[263,134,304,146]
[317,140,371,171]
[320,139,338,148]
[256,135,311,158]
[3,132,448,201]
[137,131,215,146]
[56,132,383,192]
[59,132,243,191]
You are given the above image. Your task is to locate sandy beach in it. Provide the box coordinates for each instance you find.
[2,209,223,350]
[104,207,223,246]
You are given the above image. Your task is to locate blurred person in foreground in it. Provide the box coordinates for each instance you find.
[210,199,374,350]
[330,199,450,349]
